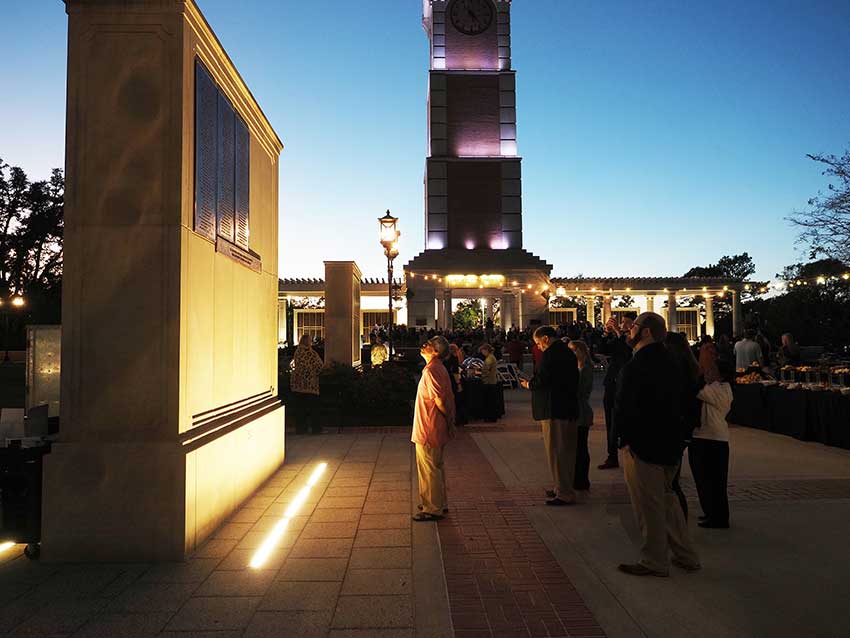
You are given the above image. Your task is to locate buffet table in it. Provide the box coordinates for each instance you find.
[729,383,850,449]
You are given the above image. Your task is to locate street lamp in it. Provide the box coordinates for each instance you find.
[378,210,400,360]
[1,295,26,362]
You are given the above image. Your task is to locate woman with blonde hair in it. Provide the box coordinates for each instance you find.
[290,333,324,434]
[568,339,594,490]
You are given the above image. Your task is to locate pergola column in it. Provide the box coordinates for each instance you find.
[443,288,453,330]
[517,289,525,329]
[732,290,742,337]
[705,295,715,337]
[437,287,446,330]
[585,296,596,327]
[602,296,612,325]
[484,296,494,322]
[667,292,678,333]
[646,294,655,313]
[500,289,514,329]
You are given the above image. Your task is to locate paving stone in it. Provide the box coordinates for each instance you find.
[310,508,362,522]
[8,599,107,635]
[358,514,411,529]
[300,521,359,539]
[325,486,369,498]
[317,496,366,509]
[329,630,413,638]
[192,538,238,559]
[259,580,341,611]
[341,568,412,595]
[348,547,411,569]
[370,472,410,482]
[236,529,296,551]
[229,507,266,523]
[140,558,221,584]
[161,631,243,638]
[289,538,354,559]
[354,528,411,548]
[368,481,411,492]
[332,595,413,629]
[106,582,198,613]
[365,490,410,503]
[243,610,332,638]
[212,522,254,540]
[250,515,289,533]
[195,569,276,597]
[363,500,411,515]
[330,477,371,488]
[165,596,260,631]
[72,611,171,637]
[277,558,349,582]
[215,547,288,571]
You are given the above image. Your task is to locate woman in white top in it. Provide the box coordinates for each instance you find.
[689,364,734,529]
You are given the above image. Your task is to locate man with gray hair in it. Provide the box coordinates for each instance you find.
[615,312,701,576]
[519,326,580,505]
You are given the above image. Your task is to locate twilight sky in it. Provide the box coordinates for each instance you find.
[2,1,849,282]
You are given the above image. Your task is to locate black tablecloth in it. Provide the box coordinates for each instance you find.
[729,384,850,449]
[463,378,505,422]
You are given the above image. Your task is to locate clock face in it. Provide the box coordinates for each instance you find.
[449,0,494,36]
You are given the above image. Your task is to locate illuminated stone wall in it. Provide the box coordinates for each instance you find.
[42,0,284,561]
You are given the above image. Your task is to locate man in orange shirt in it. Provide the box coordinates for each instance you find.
[412,336,456,522]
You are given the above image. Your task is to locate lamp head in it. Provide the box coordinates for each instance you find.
[378,209,399,247]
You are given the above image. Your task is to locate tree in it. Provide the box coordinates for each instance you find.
[683,253,755,281]
[788,148,850,263]
[452,299,483,330]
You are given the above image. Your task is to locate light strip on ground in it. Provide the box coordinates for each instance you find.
[250,461,327,569]
[0,542,15,553]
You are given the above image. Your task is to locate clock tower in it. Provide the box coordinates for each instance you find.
[405,0,552,329]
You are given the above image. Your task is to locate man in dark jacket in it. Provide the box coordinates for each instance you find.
[519,326,580,505]
[615,312,701,577]
[597,314,634,469]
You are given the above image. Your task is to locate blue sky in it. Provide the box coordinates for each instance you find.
[2,1,849,282]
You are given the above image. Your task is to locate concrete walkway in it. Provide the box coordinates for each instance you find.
[2,378,849,637]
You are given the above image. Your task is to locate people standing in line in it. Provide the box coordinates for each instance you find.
[664,331,701,521]
[597,314,634,469]
[412,336,456,522]
[615,312,701,576]
[568,339,594,491]
[734,328,763,369]
[479,343,501,423]
[519,326,580,506]
[371,336,388,367]
[290,334,324,435]
[689,363,734,529]
[716,334,735,370]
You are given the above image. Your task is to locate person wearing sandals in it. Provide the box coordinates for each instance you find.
[412,336,456,522]
[568,339,594,491]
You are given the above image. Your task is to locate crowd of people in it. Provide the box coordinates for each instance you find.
[409,313,739,578]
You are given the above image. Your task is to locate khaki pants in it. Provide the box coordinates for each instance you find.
[621,448,700,572]
[415,443,447,515]
[540,419,578,502]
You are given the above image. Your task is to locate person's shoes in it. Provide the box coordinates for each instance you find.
[617,563,668,577]
[412,512,444,522]
[418,507,449,514]
[672,558,702,572]
[598,459,619,470]
[698,521,729,529]
[545,489,556,498]
[545,497,576,506]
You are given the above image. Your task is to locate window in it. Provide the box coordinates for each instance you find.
[362,310,396,340]
[294,310,325,342]
[194,59,250,250]
[550,308,577,325]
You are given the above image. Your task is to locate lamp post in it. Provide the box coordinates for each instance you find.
[378,210,400,360]
[1,295,26,362]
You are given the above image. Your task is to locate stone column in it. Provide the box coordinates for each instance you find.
[585,296,596,327]
[705,295,715,337]
[667,292,678,333]
[732,290,742,337]
[646,294,655,313]
[43,0,285,561]
[437,287,446,330]
[500,290,514,329]
[517,289,525,328]
[325,261,362,366]
[484,296,494,322]
[443,288,453,330]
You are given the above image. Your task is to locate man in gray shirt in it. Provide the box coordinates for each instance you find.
[734,329,763,369]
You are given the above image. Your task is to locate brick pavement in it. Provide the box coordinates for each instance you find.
[437,432,606,638]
